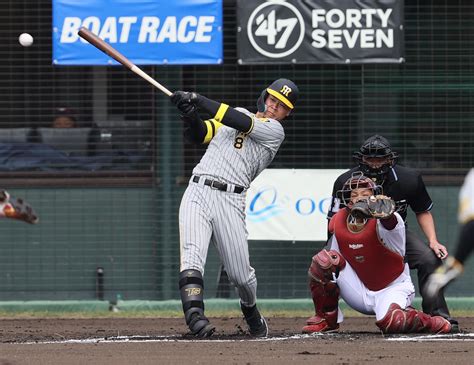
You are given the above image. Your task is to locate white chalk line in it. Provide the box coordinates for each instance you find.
[14,332,474,345]
[387,333,474,342]
[20,334,313,345]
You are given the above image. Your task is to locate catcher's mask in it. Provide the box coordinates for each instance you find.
[337,172,382,208]
[257,78,299,113]
[352,135,398,182]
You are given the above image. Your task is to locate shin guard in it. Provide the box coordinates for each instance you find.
[179,269,215,337]
[302,250,346,333]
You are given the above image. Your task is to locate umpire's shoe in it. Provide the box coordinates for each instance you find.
[241,302,268,337]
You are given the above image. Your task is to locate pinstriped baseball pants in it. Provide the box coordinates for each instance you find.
[179,181,257,306]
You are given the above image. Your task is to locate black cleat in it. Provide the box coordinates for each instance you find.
[188,313,215,338]
[249,316,268,337]
[194,323,216,338]
[241,303,269,338]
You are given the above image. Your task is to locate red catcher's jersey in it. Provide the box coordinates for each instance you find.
[331,209,404,291]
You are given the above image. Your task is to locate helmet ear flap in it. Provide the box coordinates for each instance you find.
[257,90,267,113]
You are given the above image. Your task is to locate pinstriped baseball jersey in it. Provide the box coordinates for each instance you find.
[459,168,474,224]
[180,107,286,307]
[191,107,285,188]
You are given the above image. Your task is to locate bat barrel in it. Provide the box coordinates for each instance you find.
[78,27,134,69]
[78,27,173,96]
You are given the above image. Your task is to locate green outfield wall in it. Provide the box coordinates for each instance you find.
[0,185,471,302]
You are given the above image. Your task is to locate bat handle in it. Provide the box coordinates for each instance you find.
[131,66,173,97]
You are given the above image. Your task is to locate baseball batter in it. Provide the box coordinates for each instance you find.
[170,79,299,338]
[426,168,474,300]
[302,173,452,334]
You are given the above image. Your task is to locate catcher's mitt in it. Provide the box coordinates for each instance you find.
[351,195,396,220]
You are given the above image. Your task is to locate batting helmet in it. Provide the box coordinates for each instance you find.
[257,78,299,113]
[352,135,398,182]
[337,172,382,207]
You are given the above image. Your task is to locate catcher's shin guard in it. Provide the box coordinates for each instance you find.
[302,250,346,333]
[376,303,452,334]
[179,269,215,338]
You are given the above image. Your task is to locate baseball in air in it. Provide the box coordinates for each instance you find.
[19,33,34,47]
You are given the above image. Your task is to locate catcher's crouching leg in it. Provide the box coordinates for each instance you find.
[302,250,346,334]
[179,269,215,338]
[376,303,452,334]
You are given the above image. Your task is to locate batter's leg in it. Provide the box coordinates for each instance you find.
[454,220,474,264]
[211,195,267,336]
[405,229,452,320]
[179,269,215,337]
[211,194,257,306]
[178,186,214,336]
[179,186,213,272]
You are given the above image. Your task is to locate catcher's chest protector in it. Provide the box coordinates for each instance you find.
[333,210,404,291]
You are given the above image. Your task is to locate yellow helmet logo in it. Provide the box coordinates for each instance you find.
[279,85,292,97]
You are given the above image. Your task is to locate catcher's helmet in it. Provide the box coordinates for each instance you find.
[257,78,299,113]
[337,172,382,207]
[353,135,398,182]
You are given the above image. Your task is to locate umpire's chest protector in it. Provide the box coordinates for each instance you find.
[332,210,404,291]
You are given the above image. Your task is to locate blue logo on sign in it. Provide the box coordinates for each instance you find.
[247,187,284,222]
[247,186,332,222]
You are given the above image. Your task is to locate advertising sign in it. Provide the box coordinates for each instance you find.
[238,0,404,64]
[53,0,223,65]
[246,169,347,241]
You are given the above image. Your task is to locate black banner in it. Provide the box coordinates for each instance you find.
[237,0,404,64]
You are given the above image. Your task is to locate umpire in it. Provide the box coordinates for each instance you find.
[327,134,458,331]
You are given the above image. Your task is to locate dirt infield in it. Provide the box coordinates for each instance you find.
[0,316,472,365]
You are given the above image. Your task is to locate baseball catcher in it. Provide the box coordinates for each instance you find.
[327,134,457,331]
[302,173,451,334]
[0,190,39,224]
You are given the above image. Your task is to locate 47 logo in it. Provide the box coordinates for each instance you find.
[247,1,305,58]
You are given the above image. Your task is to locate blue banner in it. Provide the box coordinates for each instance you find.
[53,0,223,65]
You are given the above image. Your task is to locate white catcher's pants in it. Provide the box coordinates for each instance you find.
[336,261,415,322]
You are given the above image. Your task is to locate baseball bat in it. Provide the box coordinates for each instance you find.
[78,27,172,97]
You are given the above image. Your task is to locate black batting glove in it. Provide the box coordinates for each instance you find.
[171,91,200,115]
